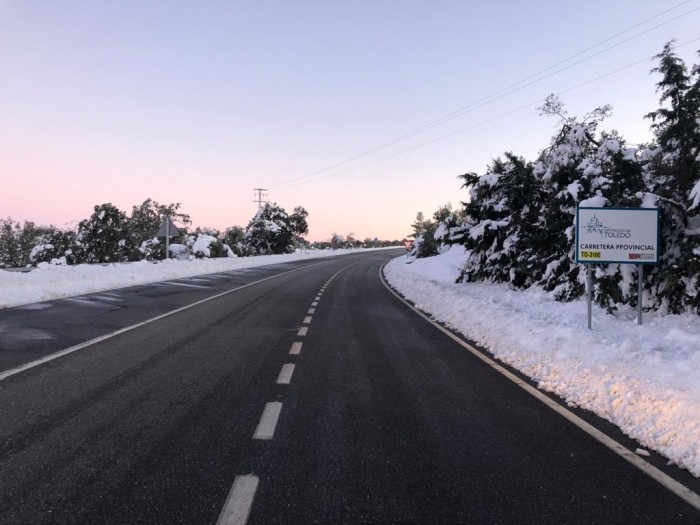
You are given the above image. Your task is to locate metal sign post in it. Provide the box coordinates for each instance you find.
[587,264,592,330]
[157,216,181,260]
[638,264,643,325]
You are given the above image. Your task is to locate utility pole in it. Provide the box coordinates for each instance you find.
[253,188,268,209]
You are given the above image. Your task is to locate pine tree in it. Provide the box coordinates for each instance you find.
[642,43,700,313]
[458,153,541,285]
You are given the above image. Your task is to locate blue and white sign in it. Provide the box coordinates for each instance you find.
[576,207,659,265]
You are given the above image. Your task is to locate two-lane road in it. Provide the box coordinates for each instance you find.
[1,250,698,523]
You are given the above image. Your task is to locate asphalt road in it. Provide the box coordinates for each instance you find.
[0,250,698,524]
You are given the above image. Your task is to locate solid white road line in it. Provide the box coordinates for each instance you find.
[308,308,315,314]
[289,342,303,355]
[379,264,700,512]
[0,261,334,382]
[216,474,259,525]
[297,327,308,336]
[253,402,283,439]
[303,316,312,324]
[276,363,295,384]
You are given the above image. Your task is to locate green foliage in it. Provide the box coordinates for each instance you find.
[77,203,132,263]
[243,202,307,255]
[0,218,53,268]
[222,226,245,256]
[128,198,190,260]
[29,228,79,265]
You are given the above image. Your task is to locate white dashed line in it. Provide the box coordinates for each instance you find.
[253,402,283,440]
[276,364,295,384]
[289,342,303,355]
[297,327,308,336]
[312,301,318,307]
[216,474,259,525]
[315,296,321,301]
[303,316,312,324]
[166,281,210,290]
[308,308,315,314]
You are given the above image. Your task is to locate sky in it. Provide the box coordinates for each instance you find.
[1,1,700,242]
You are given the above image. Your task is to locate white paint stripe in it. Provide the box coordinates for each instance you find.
[303,316,312,324]
[166,281,211,289]
[0,261,333,382]
[308,308,315,314]
[379,264,700,512]
[216,474,259,525]
[253,402,282,439]
[311,301,318,307]
[289,342,303,355]
[315,296,321,301]
[297,327,308,336]
[276,363,295,384]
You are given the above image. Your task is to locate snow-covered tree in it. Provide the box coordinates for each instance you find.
[458,153,543,286]
[242,203,307,255]
[29,228,79,265]
[128,198,190,261]
[222,226,245,256]
[0,218,52,268]
[641,42,700,313]
[77,203,132,263]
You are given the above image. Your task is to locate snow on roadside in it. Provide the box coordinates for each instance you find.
[384,247,700,477]
[0,249,383,309]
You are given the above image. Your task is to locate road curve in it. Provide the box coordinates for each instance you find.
[0,249,698,524]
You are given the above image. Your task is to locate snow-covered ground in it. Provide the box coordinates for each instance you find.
[0,249,385,309]
[384,247,700,478]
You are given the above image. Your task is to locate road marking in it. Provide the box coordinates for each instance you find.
[303,316,312,324]
[379,263,700,512]
[216,474,259,525]
[253,402,283,439]
[0,261,336,382]
[166,281,211,289]
[315,296,321,301]
[311,301,318,307]
[308,308,315,314]
[297,327,308,336]
[276,363,295,384]
[289,342,303,355]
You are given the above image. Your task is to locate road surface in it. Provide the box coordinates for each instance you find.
[1,250,698,523]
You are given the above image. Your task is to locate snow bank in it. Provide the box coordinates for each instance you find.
[384,248,700,477]
[0,249,385,309]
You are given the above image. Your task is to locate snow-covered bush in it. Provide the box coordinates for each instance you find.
[29,229,80,266]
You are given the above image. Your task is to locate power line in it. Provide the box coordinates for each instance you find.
[269,1,699,189]
[276,37,700,189]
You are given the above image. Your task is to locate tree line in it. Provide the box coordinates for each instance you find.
[0,200,312,267]
[1,199,403,268]
[409,42,700,315]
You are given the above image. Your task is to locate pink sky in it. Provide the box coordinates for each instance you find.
[2,1,699,242]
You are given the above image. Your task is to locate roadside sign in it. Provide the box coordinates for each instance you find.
[156,217,181,238]
[576,206,660,329]
[403,240,414,251]
[576,207,659,265]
